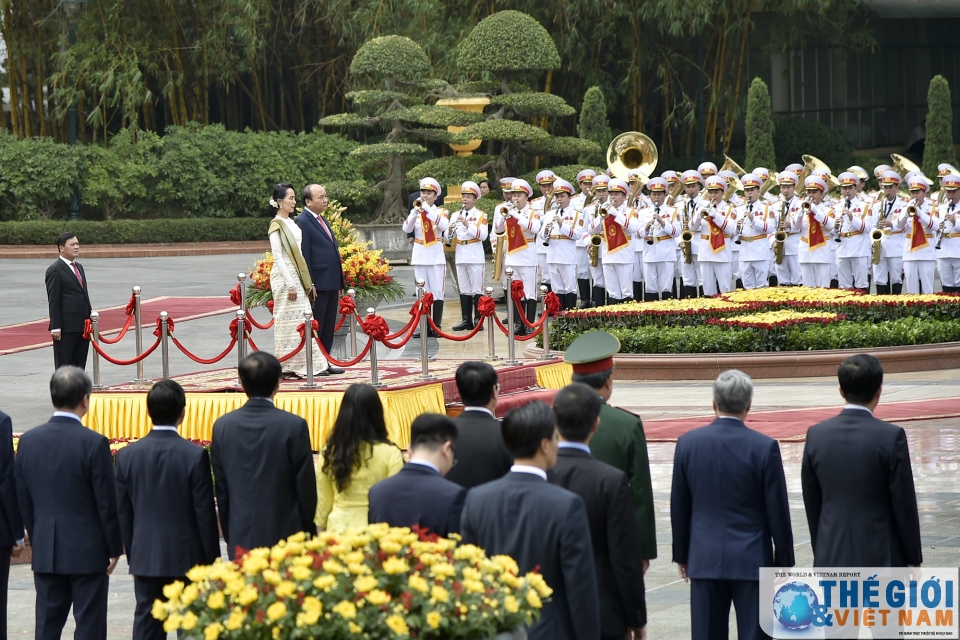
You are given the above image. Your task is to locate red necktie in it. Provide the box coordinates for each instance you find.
[316,215,334,242]
[71,262,84,288]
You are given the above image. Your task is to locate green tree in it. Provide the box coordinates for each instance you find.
[577,86,612,165]
[923,75,958,179]
[745,78,776,172]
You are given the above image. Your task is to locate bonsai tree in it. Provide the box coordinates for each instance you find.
[319,36,484,222]
[577,86,613,166]
[745,77,776,172]
[923,75,958,178]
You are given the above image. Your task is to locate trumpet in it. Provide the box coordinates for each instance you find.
[599,201,615,218]
[907,205,917,217]
[497,202,517,217]
[588,234,603,267]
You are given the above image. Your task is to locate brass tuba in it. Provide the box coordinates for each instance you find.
[606,132,658,182]
[720,154,746,178]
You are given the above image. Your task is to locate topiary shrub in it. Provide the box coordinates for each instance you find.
[922,75,958,178]
[577,86,613,166]
[745,78,776,172]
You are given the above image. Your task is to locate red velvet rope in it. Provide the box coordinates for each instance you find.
[427,315,485,341]
[246,310,275,330]
[516,291,562,329]
[163,316,237,365]
[429,293,497,342]
[492,313,543,341]
[98,315,134,344]
[85,317,163,365]
[125,293,137,316]
[230,285,242,306]
[315,337,374,369]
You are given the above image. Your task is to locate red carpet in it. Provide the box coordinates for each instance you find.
[0,296,236,356]
[644,397,960,442]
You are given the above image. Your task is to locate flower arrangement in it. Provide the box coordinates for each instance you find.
[154,525,547,639]
[246,200,404,308]
[707,310,845,329]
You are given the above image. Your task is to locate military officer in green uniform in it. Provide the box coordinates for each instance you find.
[564,330,657,570]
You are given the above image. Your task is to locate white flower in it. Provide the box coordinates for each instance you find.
[269,198,279,208]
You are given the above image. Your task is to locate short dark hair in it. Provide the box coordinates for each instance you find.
[265,182,296,216]
[478,178,490,188]
[238,352,282,397]
[410,414,459,451]
[571,368,613,391]
[302,184,325,204]
[553,383,602,442]
[838,354,883,404]
[501,401,556,460]
[147,379,186,426]
[50,366,92,410]
[455,361,498,407]
[57,232,77,249]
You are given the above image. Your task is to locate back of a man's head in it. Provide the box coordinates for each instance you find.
[713,369,753,415]
[410,414,459,452]
[838,354,883,405]
[571,367,613,391]
[553,383,602,442]
[50,366,92,410]
[455,361,498,407]
[501,401,556,460]
[147,379,186,427]
[238,352,282,398]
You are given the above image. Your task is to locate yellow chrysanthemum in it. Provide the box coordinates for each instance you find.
[323,559,344,574]
[266,601,287,622]
[353,575,378,593]
[366,589,392,606]
[333,600,358,619]
[275,580,297,598]
[492,555,519,575]
[464,579,486,594]
[238,586,259,606]
[504,595,520,613]
[181,612,198,631]
[348,621,363,634]
[163,613,182,633]
[381,556,409,575]
[431,585,449,603]
[151,599,168,621]
[430,562,456,579]
[426,610,442,629]
[462,566,482,581]
[204,622,224,640]
[290,564,312,581]
[162,581,184,601]
[226,608,245,631]
[408,574,429,593]
[242,555,269,575]
[206,591,225,610]
[379,539,403,554]
[296,597,323,627]
[526,590,542,609]
[385,614,410,636]
[525,572,554,598]
[262,569,282,586]
[347,562,370,575]
[313,574,337,591]
[179,584,199,606]
[500,572,522,589]
[186,565,208,582]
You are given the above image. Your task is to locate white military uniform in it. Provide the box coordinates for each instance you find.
[776,194,804,285]
[448,206,488,296]
[895,199,939,294]
[402,202,450,299]
[937,199,960,289]
[530,195,551,288]
[571,192,591,281]
[542,204,584,294]
[676,194,703,291]
[493,203,541,300]
[584,200,607,289]
[736,200,773,290]
[589,202,641,301]
[689,201,735,295]
[796,201,836,288]
[640,205,679,296]
[835,195,874,290]
[872,195,908,288]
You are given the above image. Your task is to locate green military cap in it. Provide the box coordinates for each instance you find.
[563,330,620,374]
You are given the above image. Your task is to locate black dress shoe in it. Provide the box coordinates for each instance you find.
[314,369,331,377]
[325,366,345,375]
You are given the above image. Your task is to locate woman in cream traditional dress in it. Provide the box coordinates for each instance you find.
[316,384,403,531]
[268,183,329,379]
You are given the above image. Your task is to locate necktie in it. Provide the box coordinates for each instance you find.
[71,262,83,288]
[655,206,660,216]
[886,201,893,217]
[316,214,334,242]
[748,203,754,214]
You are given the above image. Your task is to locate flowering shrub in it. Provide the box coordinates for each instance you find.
[154,525,547,639]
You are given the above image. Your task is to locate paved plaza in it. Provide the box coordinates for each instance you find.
[2,253,959,638]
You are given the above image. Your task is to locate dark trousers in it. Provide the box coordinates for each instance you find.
[34,572,108,640]
[53,332,89,370]
[134,575,183,640]
[311,289,340,353]
[0,546,9,639]
[690,578,768,640]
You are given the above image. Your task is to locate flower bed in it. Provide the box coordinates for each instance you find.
[549,287,960,354]
[155,525,547,639]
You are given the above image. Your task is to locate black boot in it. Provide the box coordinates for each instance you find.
[661,289,674,300]
[452,294,474,331]
[577,279,591,308]
[428,300,443,338]
[769,275,779,287]
[472,294,484,331]
[875,284,890,295]
[527,300,538,326]
[633,282,644,302]
[683,285,698,299]
[735,278,744,290]
[644,292,658,302]
[892,283,903,295]
[566,292,578,311]
[698,286,705,297]
[829,278,839,289]
[671,279,679,298]
[514,299,528,336]
[592,286,606,307]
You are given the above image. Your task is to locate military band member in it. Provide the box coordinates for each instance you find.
[403,177,450,338]
[752,167,779,205]
[847,165,872,201]
[486,176,517,301]
[448,181,489,332]
[590,178,641,304]
[894,176,939,294]
[835,171,874,292]
[628,170,653,209]
[531,170,556,295]
[628,170,649,301]
[936,174,960,293]
[719,169,744,287]
[688,176,735,295]
[775,169,804,286]
[573,169,597,307]
[494,179,541,335]
[541,179,584,310]
[586,175,611,306]
[796,176,836,288]
[676,170,705,298]
[735,174,773,290]
[697,161,718,180]
[639,178,679,300]
[872,171,908,295]
[933,164,958,204]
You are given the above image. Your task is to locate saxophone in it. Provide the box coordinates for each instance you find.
[588,202,604,267]
[773,199,789,265]
[680,202,693,264]
[491,203,514,281]
[871,200,886,265]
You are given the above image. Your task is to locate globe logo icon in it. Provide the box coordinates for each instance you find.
[773,581,819,630]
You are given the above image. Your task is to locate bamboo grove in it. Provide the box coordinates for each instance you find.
[3,0,873,156]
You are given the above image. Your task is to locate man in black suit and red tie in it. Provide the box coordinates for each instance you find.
[446,362,512,489]
[296,184,345,374]
[45,232,92,370]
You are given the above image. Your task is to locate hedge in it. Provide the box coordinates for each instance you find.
[0,219,270,245]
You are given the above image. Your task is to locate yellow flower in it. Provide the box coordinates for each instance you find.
[464,579,486,594]
[296,597,323,627]
[454,544,485,562]
[206,591,225,610]
[408,574,429,593]
[238,586,259,606]
[492,555,519,575]
[431,585,449,603]
[379,539,403,554]
[275,580,297,598]
[323,559,344,574]
[347,562,370,575]
[348,621,363,634]
[224,577,245,595]
[290,564,312,581]
[429,562,456,579]
[333,600,358,619]
[500,572,522,589]
[204,622,224,640]
[242,555,269,575]
[525,572,553,598]
[186,565,208,582]
[266,601,287,622]
[343,551,365,565]
[151,599,168,621]
[180,584,199,606]
[262,569,282,586]
[162,581,184,601]
[504,595,520,613]
[353,575,378,593]
[303,595,323,613]
[226,608,245,631]
[366,589,391,606]
[462,566,482,581]
[385,614,410,636]
[313,574,337,591]
[163,613,182,633]
[381,556,409,575]
[426,611,442,629]
[181,612,198,631]
[526,589,542,609]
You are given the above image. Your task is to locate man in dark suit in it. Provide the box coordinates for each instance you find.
[548,384,646,640]
[0,409,23,639]
[801,354,922,568]
[116,380,220,640]
[368,413,466,536]
[211,352,318,559]
[15,367,123,640]
[296,184,345,374]
[671,369,794,640]
[460,401,600,640]
[45,232,92,370]
[446,362,512,489]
